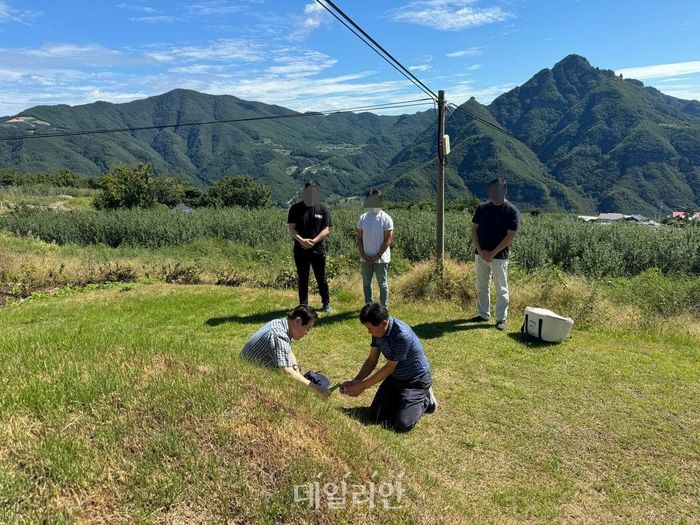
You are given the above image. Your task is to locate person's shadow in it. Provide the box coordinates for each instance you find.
[206,310,357,327]
[340,406,382,427]
[411,317,490,339]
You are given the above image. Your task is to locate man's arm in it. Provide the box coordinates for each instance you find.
[472,223,489,260]
[287,224,314,249]
[342,357,398,397]
[282,366,329,398]
[486,229,517,262]
[375,229,394,259]
[365,229,394,264]
[310,226,331,246]
[356,229,368,260]
[282,350,329,397]
[354,346,380,381]
[309,207,332,246]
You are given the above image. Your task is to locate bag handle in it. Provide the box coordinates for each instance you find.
[520,313,528,341]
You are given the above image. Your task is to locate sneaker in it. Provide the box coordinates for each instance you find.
[321,304,334,314]
[496,320,506,331]
[468,315,489,322]
[426,387,438,414]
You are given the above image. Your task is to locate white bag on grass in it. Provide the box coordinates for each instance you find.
[520,307,574,343]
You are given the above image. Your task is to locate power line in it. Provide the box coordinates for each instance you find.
[445,103,492,175]
[446,102,520,142]
[314,0,438,101]
[0,99,434,142]
[321,98,433,113]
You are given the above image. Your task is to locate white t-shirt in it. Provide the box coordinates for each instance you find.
[357,210,394,264]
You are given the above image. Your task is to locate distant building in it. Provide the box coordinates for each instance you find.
[577,213,660,227]
[173,203,194,213]
[597,213,625,223]
[670,211,700,220]
[4,116,51,127]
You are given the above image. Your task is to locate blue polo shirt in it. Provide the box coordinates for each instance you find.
[371,317,430,381]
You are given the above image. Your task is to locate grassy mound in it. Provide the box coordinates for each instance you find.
[1,277,698,523]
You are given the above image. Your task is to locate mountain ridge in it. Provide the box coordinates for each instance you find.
[1,55,699,213]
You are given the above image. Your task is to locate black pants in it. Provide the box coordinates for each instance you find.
[369,370,432,432]
[294,249,330,307]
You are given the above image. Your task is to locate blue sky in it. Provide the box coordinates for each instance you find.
[0,0,699,116]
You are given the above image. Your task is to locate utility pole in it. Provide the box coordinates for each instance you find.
[436,90,446,279]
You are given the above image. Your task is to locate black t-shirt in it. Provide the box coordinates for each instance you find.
[472,201,520,259]
[287,201,333,254]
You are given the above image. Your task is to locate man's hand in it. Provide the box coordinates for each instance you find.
[301,238,316,249]
[480,249,493,262]
[340,380,366,397]
[341,379,362,390]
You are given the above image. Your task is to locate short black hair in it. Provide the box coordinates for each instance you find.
[305,181,320,189]
[288,304,318,325]
[359,302,389,326]
[488,178,507,189]
[366,189,382,197]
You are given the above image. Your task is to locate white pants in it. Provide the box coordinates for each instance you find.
[475,255,510,322]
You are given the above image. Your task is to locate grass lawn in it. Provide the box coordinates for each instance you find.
[0,283,698,524]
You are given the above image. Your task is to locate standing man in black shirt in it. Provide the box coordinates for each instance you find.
[287,182,334,313]
[470,178,520,330]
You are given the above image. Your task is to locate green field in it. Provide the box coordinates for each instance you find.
[0,192,698,523]
[1,207,699,277]
[1,269,699,523]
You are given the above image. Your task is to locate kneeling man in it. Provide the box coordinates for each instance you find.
[341,303,437,432]
[241,305,329,397]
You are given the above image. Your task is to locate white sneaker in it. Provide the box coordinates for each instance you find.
[426,386,438,414]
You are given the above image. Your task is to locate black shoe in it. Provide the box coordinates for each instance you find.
[496,320,506,331]
[468,315,489,323]
[426,387,438,414]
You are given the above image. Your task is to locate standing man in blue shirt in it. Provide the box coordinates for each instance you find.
[471,178,520,330]
[341,303,437,432]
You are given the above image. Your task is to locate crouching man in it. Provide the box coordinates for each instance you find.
[341,303,437,432]
[241,305,329,398]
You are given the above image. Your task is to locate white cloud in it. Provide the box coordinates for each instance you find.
[0,43,146,69]
[291,2,331,40]
[145,39,265,63]
[446,47,483,58]
[659,87,700,101]
[390,1,511,31]
[187,1,263,17]
[446,80,517,105]
[0,35,433,117]
[615,61,700,102]
[117,3,158,14]
[129,15,178,23]
[409,64,432,72]
[123,1,263,24]
[266,49,337,77]
[0,0,40,24]
[616,60,700,80]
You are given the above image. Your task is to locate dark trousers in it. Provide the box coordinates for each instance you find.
[369,370,432,432]
[294,249,330,307]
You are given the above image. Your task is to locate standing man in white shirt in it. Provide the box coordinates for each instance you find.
[356,190,394,308]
